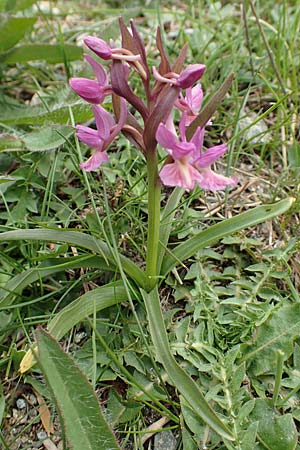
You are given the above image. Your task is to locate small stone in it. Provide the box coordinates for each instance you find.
[74,331,86,344]
[37,430,48,441]
[154,430,177,450]
[16,398,26,409]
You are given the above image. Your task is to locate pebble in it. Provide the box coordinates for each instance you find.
[16,398,26,409]
[154,430,177,450]
[37,430,48,440]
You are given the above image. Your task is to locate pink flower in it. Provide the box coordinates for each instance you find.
[153,64,206,89]
[69,54,111,104]
[84,36,142,62]
[156,114,237,191]
[176,84,203,124]
[77,99,127,171]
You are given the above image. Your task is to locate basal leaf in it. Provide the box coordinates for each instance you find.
[36,329,120,450]
[0,17,36,52]
[142,287,234,441]
[0,256,112,308]
[0,228,147,288]
[1,44,83,64]
[0,102,92,125]
[23,125,73,151]
[241,304,300,375]
[161,197,294,277]
[48,281,128,340]
[250,399,297,450]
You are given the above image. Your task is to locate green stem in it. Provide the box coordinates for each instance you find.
[145,151,161,291]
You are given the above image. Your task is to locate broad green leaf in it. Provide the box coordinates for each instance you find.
[161,197,294,276]
[0,255,113,308]
[240,304,300,375]
[23,125,73,151]
[48,280,128,340]
[0,228,148,288]
[240,422,258,450]
[0,126,74,153]
[36,329,120,450]
[1,44,83,64]
[250,399,297,450]
[141,287,234,441]
[0,17,36,52]
[0,102,92,125]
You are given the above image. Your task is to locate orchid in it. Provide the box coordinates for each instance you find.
[76,99,127,171]
[156,114,237,191]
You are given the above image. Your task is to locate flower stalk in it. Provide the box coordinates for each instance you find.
[145,151,161,291]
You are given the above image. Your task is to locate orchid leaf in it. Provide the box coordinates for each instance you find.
[0,228,148,288]
[0,17,36,53]
[36,329,121,450]
[0,255,113,308]
[161,197,294,276]
[48,280,128,340]
[141,287,234,441]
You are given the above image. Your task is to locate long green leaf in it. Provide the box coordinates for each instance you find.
[0,17,36,53]
[0,255,113,308]
[1,44,83,64]
[0,102,92,125]
[36,329,120,450]
[141,287,234,441]
[0,228,147,288]
[161,197,294,276]
[48,280,127,340]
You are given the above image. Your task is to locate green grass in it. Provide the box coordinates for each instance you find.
[1,0,300,449]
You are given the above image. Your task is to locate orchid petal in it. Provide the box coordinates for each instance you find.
[109,98,127,141]
[80,150,109,172]
[92,105,115,140]
[156,123,180,151]
[176,64,206,88]
[186,84,203,113]
[197,168,237,191]
[160,160,202,191]
[84,36,112,60]
[84,54,107,84]
[75,125,102,148]
[190,127,205,154]
[195,144,227,168]
[69,78,105,104]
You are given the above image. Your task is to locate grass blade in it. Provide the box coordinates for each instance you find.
[36,329,121,450]
[141,287,234,441]
[161,197,294,276]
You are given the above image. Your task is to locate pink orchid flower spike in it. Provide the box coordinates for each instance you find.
[77,99,127,172]
[156,114,237,191]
